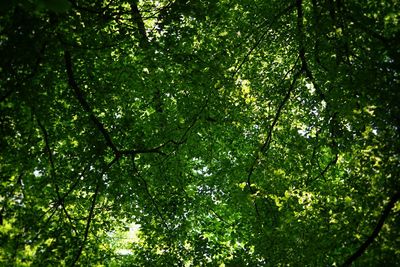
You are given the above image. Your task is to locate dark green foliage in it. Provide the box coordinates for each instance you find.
[1,0,399,266]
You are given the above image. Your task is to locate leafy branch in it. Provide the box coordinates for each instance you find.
[246,60,301,218]
[64,50,119,155]
[341,191,400,266]
[71,156,119,266]
[36,117,78,235]
[64,50,168,158]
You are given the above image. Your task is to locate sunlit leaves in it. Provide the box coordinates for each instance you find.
[1,0,399,266]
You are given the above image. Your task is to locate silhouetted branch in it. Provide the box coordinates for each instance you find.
[130,1,149,48]
[134,160,170,231]
[62,49,175,158]
[260,69,300,154]
[246,63,301,218]
[341,191,400,266]
[71,178,101,266]
[37,117,88,236]
[71,157,119,266]
[296,0,326,101]
[36,118,59,191]
[120,145,166,156]
[64,50,119,155]
[308,154,338,186]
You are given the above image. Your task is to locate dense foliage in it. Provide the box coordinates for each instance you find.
[1,0,399,266]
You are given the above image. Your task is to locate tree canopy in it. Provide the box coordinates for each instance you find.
[1,0,399,266]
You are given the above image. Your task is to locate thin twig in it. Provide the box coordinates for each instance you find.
[232,3,295,77]
[134,158,170,231]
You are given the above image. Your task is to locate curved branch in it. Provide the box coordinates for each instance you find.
[36,117,77,234]
[341,191,400,267]
[296,0,326,101]
[36,118,60,194]
[132,156,169,231]
[71,178,101,267]
[71,157,119,266]
[64,50,119,155]
[65,50,170,159]
[246,65,301,218]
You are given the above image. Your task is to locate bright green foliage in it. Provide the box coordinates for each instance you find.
[1,0,399,266]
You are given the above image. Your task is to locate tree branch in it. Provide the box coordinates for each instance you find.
[260,68,300,154]
[130,1,149,48]
[36,118,59,192]
[120,145,166,156]
[71,157,119,266]
[246,63,301,218]
[296,0,326,101]
[64,50,119,155]
[341,191,400,266]
[65,50,171,159]
[71,178,101,266]
[134,158,170,231]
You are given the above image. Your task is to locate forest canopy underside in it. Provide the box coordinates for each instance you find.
[1,0,399,266]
